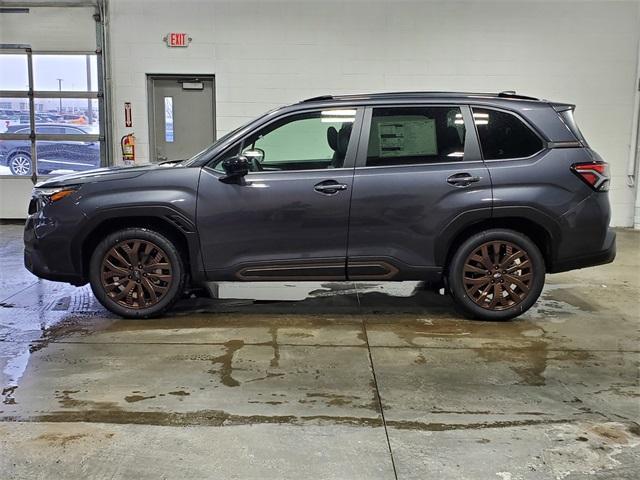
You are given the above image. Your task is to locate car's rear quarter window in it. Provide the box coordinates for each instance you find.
[472,108,543,160]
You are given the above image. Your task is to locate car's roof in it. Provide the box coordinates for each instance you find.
[298,90,543,104]
[8,123,90,129]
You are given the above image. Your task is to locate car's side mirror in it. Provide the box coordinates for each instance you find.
[220,155,249,183]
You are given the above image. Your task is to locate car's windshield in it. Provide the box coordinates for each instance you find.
[181,106,283,167]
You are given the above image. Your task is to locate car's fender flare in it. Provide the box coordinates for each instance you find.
[433,206,562,267]
[71,204,206,282]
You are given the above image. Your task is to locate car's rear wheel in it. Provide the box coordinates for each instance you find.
[89,228,185,318]
[9,152,32,176]
[447,229,545,321]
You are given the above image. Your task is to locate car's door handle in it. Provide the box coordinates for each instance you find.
[314,180,348,195]
[447,173,481,187]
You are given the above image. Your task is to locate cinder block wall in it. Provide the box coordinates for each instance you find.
[108,0,640,227]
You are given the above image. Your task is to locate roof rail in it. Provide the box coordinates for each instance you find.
[301,95,334,103]
[498,91,539,100]
[300,91,541,103]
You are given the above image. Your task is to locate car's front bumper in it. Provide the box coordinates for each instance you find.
[23,203,87,286]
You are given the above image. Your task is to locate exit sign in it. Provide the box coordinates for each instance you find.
[163,32,192,47]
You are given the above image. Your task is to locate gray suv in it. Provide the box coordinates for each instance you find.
[24,91,615,320]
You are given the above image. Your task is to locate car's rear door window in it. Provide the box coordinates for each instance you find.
[365,106,466,166]
[472,108,543,160]
[37,126,65,134]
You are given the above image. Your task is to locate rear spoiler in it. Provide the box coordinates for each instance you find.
[550,102,575,113]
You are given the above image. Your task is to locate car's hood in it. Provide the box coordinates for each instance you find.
[35,163,179,188]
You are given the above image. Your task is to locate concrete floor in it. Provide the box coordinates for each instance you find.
[0,223,638,480]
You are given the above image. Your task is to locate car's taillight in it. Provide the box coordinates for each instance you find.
[571,161,610,191]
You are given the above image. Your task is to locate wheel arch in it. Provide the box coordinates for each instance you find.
[8,148,31,158]
[75,208,205,284]
[437,208,561,273]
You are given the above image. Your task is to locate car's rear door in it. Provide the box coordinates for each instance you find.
[196,107,363,280]
[346,104,492,280]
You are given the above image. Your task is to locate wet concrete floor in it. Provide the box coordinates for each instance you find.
[0,223,638,479]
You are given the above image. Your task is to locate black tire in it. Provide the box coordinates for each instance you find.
[89,228,185,318]
[8,152,32,176]
[447,229,545,321]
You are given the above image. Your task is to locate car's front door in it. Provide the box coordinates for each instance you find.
[197,107,363,280]
[347,104,492,280]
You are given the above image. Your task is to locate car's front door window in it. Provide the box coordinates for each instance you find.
[214,109,357,173]
[246,110,357,171]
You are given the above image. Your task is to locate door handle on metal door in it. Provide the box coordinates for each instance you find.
[447,173,481,187]
[314,180,348,195]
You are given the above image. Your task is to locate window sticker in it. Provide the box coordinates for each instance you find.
[377,118,437,157]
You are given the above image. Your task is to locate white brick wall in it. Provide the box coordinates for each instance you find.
[107,0,640,226]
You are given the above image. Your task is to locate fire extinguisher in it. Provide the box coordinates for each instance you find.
[121,133,135,166]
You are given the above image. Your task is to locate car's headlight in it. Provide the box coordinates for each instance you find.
[33,186,78,204]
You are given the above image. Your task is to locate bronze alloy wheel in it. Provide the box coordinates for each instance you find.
[100,239,173,309]
[462,240,533,311]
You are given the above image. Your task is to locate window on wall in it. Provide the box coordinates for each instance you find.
[366,106,466,167]
[472,108,543,160]
[0,52,102,177]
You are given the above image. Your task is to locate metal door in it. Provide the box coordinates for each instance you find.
[148,76,215,162]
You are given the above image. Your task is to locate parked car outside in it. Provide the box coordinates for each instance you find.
[61,114,89,125]
[23,91,615,320]
[0,123,100,175]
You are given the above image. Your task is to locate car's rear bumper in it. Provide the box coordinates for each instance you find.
[550,228,616,273]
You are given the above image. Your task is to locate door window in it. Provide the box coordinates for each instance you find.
[63,126,85,134]
[235,110,356,171]
[164,97,174,143]
[366,106,466,166]
[472,108,543,160]
[38,126,66,134]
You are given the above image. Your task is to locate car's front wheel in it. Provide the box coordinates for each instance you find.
[89,228,185,318]
[8,152,32,176]
[447,229,545,321]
